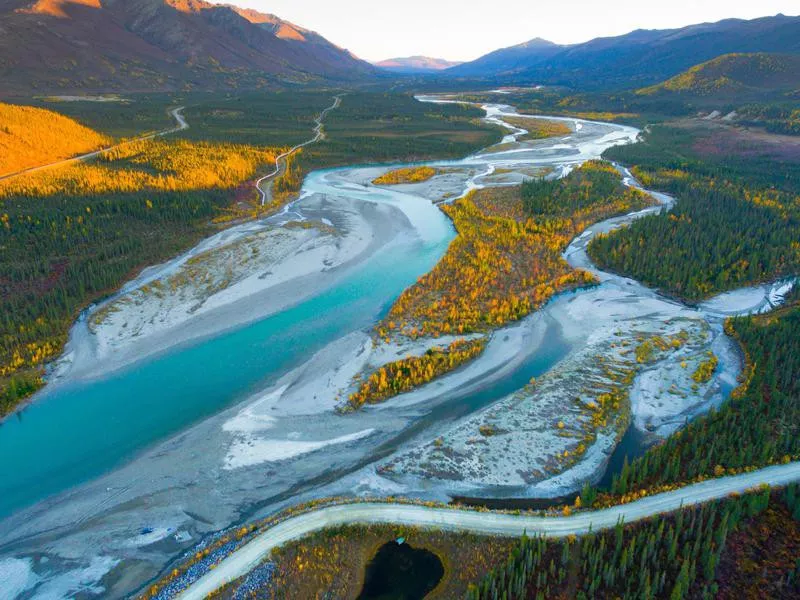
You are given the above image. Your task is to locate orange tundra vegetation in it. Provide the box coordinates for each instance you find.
[379,161,654,341]
[348,338,485,408]
[0,102,111,178]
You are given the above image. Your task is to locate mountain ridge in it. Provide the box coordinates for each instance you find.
[375,56,463,72]
[445,37,561,77]
[0,0,374,95]
[445,14,800,89]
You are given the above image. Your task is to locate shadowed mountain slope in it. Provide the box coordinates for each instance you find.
[0,0,374,95]
[447,14,800,90]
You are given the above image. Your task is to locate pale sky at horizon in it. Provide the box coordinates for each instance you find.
[212,1,799,63]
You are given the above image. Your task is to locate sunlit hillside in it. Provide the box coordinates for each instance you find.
[0,139,276,198]
[0,103,110,177]
[637,53,800,97]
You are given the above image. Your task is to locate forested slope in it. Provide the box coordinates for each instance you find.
[638,53,800,99]
[470,486,800,599]
[589,123,800,301]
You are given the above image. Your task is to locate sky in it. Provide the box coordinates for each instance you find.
[214,0,799,63]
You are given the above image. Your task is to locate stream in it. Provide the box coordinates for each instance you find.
[0,97,793,600]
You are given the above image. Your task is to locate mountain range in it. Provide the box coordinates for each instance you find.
[445,14,800,89]
[375,56,463,73]
[1,3,798,95]
[0,0,373,95]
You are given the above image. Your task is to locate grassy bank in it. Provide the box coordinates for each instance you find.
[213,524,516,600]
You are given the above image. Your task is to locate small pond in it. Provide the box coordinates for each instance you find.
[358,540,444,600]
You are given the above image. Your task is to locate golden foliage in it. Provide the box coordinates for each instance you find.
[0,138,279,390]
[0,139,276,198]
[566,111,639,122]
[692,352,719,383]
[348,338,485,408]
[500,116,572,140]
[380,186,625,340]
[367,162,655,408]
[379,161,654,340]
[373,166,437,185]
[0,102,111,177]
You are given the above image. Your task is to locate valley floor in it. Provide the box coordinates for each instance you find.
[0,96,796,600]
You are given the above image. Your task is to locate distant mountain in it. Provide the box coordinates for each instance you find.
[637,53,800,99]
[447,14,800,90]
[375,56,463,73]
[445,38,562,77]
[0,0,374,95]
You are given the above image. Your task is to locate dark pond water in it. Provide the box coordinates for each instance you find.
[597,424,651,488]
[358,541,444,600]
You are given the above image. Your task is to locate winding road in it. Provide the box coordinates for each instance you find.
[0,106,188,182]
[256,95,342,206]
[2,95,341,207]
[177,461,800,599]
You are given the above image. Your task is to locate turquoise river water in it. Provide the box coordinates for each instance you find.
[0,217,451,518]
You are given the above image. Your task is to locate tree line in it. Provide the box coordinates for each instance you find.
[467,485,800,599]
[589,122,800,301]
